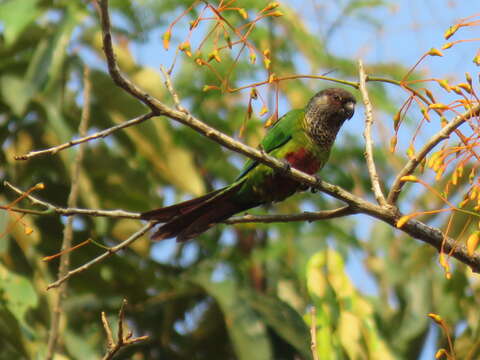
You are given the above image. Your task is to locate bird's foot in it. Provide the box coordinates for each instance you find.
[278,159,291,175]
[310,175,322,193]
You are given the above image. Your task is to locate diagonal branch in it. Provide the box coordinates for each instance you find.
[387,103,480,204]
[47,222,155,290]
[46,66,92,360]
[358,59,387,206]
[225,206,355,224]
[15,112,155,161]
[3,181,140,219]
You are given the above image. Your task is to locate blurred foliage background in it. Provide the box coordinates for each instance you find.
[0,0,479,359]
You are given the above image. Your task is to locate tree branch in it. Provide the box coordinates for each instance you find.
[47,222,155,290]
[46,66,92,360]
[14,112,155,160]
[101,299,149,360]
[3,181,140,219]
[225,206,355,224]
[358,59,387,206]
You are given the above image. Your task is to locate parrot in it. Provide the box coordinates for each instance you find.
[141,87,356,242]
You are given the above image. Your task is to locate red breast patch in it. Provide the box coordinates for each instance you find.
[285,148,321,174]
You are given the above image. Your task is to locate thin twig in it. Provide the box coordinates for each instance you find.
[387,103,480,204]
[310,307,319,360]
[47,222,155,290]
[159,65,188,113]
[15,112,155,160]
[101,312,115,349]
[225,206,355,223]
[3,181,140,219]
[101,299,149,360]
[358,59,387,206]
[46,67,92,360]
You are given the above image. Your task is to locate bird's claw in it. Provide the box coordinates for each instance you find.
[310,175,321,193]
[279,160,291,174]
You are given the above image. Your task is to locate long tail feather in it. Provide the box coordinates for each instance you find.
[141,188,224,222]
[150,181,251,242]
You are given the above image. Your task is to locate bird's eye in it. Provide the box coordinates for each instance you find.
[333,95,341,102]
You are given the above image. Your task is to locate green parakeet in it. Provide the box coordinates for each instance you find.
[141,87,356,241]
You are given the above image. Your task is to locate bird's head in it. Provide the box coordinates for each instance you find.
[306,87,356,126]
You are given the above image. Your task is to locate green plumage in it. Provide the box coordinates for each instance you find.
[141,87,356,241]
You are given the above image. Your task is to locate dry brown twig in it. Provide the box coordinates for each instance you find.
[47,222,155,289]
[358,59,387,206]
[3,181,140,219]
[101,299,149,360]
[46,67,92,360]
[15,112,156,161]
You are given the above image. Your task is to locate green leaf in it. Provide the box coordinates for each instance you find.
[0,264,38,335]
[190,262,273,360]
[0,75,35,116]
[24,3,85,94]
[0,0,40,46]
[247,292,312,359]
[0,305,29,359]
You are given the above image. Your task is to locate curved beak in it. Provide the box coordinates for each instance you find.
[344,101,355,119]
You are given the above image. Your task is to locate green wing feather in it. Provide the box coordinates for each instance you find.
[236,109,304,180]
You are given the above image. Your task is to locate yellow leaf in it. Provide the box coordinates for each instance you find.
[424,88,436,103]
[450,86,463,95]
[474,51,480,66]
[406,143,415,159]
[427,48,443,57]
[389,136,397,153]
[465,72,472,85]
[428,313,443,325]
[237,8,248,19]
[163,29,171,50]
[459,198,469,208]
[396,215,413,228]
[203,85,218,92]
[435,349,448,359]
[263,57,271,69]
[249,51,257,64]
[440,117,448,128]
[259,105,268,116]
[429,103,449,110]
[437,79,451,92]
[458,82,472,94]
[470,188,478,201]
[179,41,191,57]
[208,49,221,63]
[441,42,453,50]
[421,107,430,121]
[263,2,280,11]
[400,175,418,182]
[268,10,284,17]
[393,111,401,129]
[467,231,480,256]
[444,24,460,39]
